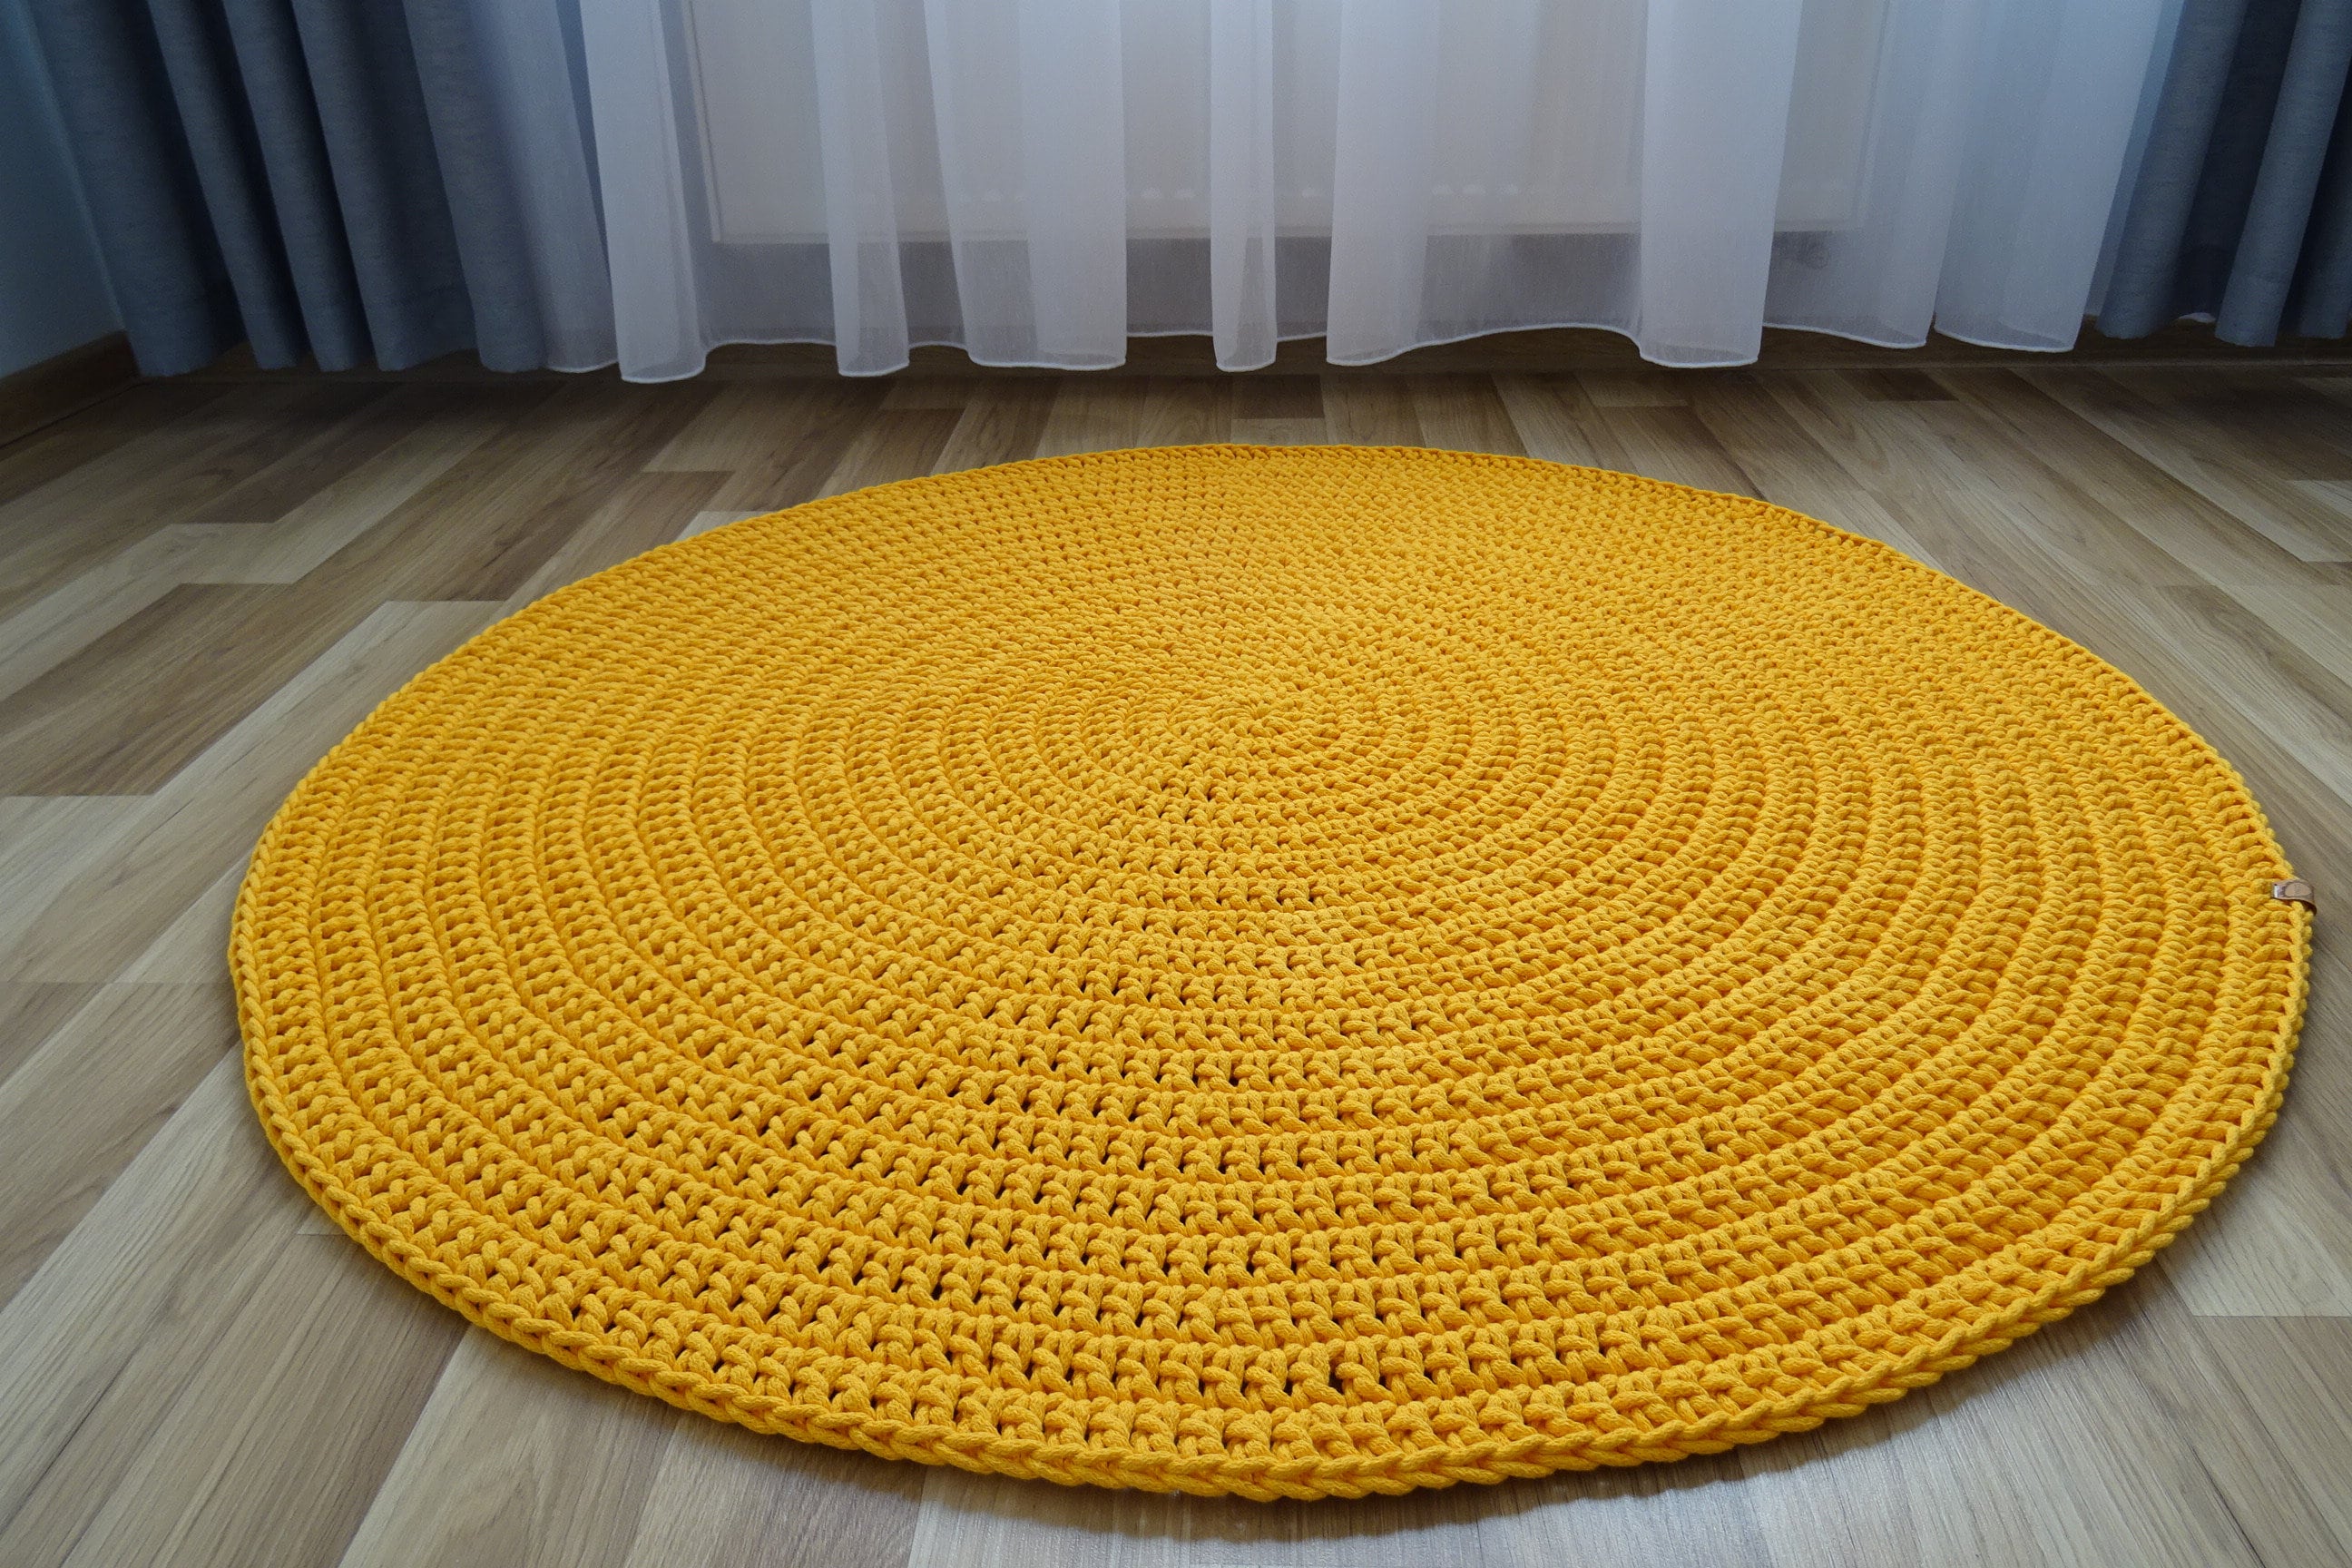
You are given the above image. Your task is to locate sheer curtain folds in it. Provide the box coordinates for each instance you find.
[567,0,2171,379]
[30,0,2176,377]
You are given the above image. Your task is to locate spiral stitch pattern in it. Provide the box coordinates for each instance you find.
[236,446,2308,1498]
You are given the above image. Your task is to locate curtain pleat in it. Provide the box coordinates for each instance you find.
[1322,0,1443,366]
[2298,86,2352,330]
[34,2,244,376]
[1206,1,1279,370]
[808,0,909,377]
[24,0,610,374]
[581,0,2173,379]
[233,0,475,369]
[142,0,315,368]
[30,0,2204,379]
[2218,0,2352,338]
[576,0,701,382]
[403,0,550,371]
[449,0,617,370]
[1637,0,1806,366]
[1933,1,2176,350]
[2100,0,2352,345]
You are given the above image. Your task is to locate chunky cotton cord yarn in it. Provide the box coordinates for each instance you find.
[236,446,2307,1499]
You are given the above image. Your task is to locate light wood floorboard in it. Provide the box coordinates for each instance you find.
[0,367,2343,1566]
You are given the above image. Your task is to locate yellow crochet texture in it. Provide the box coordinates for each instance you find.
[237,446,2308,1500]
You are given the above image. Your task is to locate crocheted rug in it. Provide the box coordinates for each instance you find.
[236,445,2307,1500]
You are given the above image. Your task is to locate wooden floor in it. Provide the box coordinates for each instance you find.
[0,362,2347,1568]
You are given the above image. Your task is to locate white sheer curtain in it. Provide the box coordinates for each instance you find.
[539,0,2171,379]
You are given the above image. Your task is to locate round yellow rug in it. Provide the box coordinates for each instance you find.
[236,445,2307,1499]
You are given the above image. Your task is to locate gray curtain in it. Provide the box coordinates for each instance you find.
[24,0,561,375]
[2101,0,2352,344]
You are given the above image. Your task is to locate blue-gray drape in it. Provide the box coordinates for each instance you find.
[24,0,568,375]
[2101,0,2352,343]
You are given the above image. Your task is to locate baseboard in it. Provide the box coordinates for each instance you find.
[710,322,2352,377]
[173,319,2352,385]
[0,332,139,446]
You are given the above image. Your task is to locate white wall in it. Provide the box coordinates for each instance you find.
[0,0,121,378]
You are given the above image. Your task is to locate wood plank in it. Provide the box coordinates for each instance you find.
[2156,937,2352,1316]
[906,1470,1188,1568]
[1321,377,1423,446]
[2158,1129,2352,1322]
[2134,584,2352,809]
[1230,417,1328,446]
[1494,375,1622,470]
[79,384,389,528]
[674,510,765,542]
[2296,369,2352,405]
[176,384,451,525]
[707,385,890,512]
[1575,369,1690,407]
[1679,376,1945,564]
[933,383,1059,473]
[906,1466,1498,1568]
[1895,1292,2262,1568]
[2111,371,2352,481]
[0,385,339,621]
[59,1234,462,1568]
[0,524,253,702]
[1409,376,1525,456]
[818,409,964,497]
[1733,1406,1928,1568]
[651,383,826,471]
[1135,378,1234,447]
[311,381,718,603]
[617,1418,924,1568]
[0,796,141,976]
[0,384,359,549]
[0,581,385,796]
[2175,1314,2352,1559]
[1712,370,2352,912]
[2118,1292,2352,1566]
[1477,1455,1773,1568]
[2,600,501,983]
[0,1056,310,1561]
[0,382,226,512]
[338,1332,678,1568]
[2216,579,2352,689]
[2027,369,2352,564]
[187,397,517,584]
[1840,368,1953,403]
[0,361,2345,1563]
[0,332,139,450]
[1764,373,2199,589]
[1231,375,1324,421]
[0,983,237,1309]
[502,471,730,611]
[1034,379,1152,457]
[1181,1482,1494,1567]
[880,378,976,412]
[0,981,103,1093]
[2297,478,2352,538]
[1730,1280,2263,1568]
[1588,405,1759,495]
[1936,370,2337,591]
[119,858,246,985]
[1823,485,2176,700]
